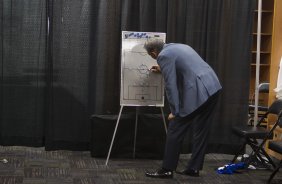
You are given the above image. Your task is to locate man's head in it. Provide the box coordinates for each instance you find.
[144,39,164,59]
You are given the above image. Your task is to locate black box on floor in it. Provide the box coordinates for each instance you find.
[90,113,166,159]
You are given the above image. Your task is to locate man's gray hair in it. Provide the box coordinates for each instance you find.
[144,39,164,53]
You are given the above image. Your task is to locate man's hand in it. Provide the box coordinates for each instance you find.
[168,113,175,121]
[150,65,161,73]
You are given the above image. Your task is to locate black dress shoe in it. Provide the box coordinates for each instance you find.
[176,169,199,177]
[145,168,173,178]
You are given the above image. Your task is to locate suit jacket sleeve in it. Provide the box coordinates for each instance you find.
[157,55,180,116]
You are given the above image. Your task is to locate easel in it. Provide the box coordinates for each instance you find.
[106,31,167,165]
[105,105,167,166]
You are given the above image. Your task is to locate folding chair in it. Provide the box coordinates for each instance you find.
[267,128,282,183]
[231,99,282,169]
[243,110,282,183]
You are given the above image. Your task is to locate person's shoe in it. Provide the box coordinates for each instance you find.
[176,169,199,177]
[145,168,173,178]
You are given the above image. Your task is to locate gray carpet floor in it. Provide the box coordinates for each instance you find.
[0,146,281,184]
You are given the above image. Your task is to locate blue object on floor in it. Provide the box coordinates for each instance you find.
[217,162,246,174]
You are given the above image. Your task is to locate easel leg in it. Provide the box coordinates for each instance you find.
[105,105,124,166]
[160,107,167,134]
[133,107,139,158]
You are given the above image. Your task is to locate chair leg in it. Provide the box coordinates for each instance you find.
[231,142,247,163]
[253,153,272,170]
[245,142,264,166]
[259,148,276,169]
[267,161,281,184]
[247,139,276,169]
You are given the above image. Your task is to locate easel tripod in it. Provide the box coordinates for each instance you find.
[105,105,167,166]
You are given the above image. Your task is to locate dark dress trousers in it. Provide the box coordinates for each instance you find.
[157,43,222,171]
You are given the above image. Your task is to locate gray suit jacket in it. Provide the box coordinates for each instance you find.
[157,43,222,117]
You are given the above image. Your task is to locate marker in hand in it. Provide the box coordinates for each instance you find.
[150,65,161,73]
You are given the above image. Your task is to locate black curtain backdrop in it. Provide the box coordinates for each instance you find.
[0,0,46,146]
[0,0,255,154]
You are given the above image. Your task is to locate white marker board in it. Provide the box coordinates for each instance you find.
[120,31,166,106]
